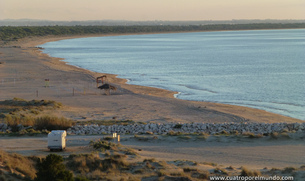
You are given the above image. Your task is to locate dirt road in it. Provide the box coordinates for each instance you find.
[1,135,304,169]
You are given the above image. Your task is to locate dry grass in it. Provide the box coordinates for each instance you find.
[67,153,130,180]
[0,98,62,117]
[90,139,118,152]
[34,115,73,130]
[240,166,261,176]
[0,148,304,181]
[214,167,228,175]
[134,134,158,141]
[282,167,297,174]
[1,98,69,132]
[167,130,183,136]
[242,132,263,138]
[2,97,62,108]
[0,149,37,180]
[4,115,73,132]
[76,119,137,126]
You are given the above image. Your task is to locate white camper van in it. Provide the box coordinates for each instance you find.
[48,130,67,151]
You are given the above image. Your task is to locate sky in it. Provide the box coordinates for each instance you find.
[1,0,304,21]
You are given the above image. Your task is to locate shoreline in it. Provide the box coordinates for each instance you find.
[0,33,303,123]
[18,33,179,97]
[37,32,304,121]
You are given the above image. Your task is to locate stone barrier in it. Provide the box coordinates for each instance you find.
[0,122,304,135]
[66,122,305,135]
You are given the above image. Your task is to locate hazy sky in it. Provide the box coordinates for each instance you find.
[1,0,304,21]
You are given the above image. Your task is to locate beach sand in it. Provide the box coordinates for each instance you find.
[0,35,302,124]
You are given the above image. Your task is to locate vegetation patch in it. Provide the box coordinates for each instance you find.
[4,115,73,132]
[0,148,304,181]
[34,116,73,130]
[0,149,37,180]
[173,124,183,129]
[0,98,66,131]
[90,140,117,151]
[76,119,136,126]
[35,154,73,181]
[240,167,261,177]
[134,134,158,141]
[2,24,305,42]
[1,97,62,109]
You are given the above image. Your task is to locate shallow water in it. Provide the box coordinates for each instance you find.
[40,29,305,120]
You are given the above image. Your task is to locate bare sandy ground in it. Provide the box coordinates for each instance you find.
[0,35,304,171]
[0,135,304,170]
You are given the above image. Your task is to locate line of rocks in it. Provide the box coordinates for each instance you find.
[1,122,304,135]
[66,122,305,135]
[0,123,33,132]
[0,123,9,132]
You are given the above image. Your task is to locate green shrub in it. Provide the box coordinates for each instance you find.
[74,176,91,181]
[173,124,183,129]
[35,154,73,181]
[198,171,209,179]
[183,167,198,172]
[103,136,114,141]
[282,167,296,174]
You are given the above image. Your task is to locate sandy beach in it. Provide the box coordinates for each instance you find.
[0,34,303,124]
[1,34,304,174]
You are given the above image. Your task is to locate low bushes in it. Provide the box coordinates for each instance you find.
[0,150,37,180]
[2,97,62,108]
[240,167,261,176]
[35,116,73,130]
[5,115,73,131]
[1,98,68,132]
[35,154,73,181]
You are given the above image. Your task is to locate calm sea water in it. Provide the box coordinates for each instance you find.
[40,29,305,120]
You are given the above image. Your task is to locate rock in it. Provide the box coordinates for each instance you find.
[17,124,24,131]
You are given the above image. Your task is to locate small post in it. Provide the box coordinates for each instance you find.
[118,135,120,142]
[44,79,50,87]
[83,87,86,95]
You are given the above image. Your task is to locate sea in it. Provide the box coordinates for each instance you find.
[40,29,305,120]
